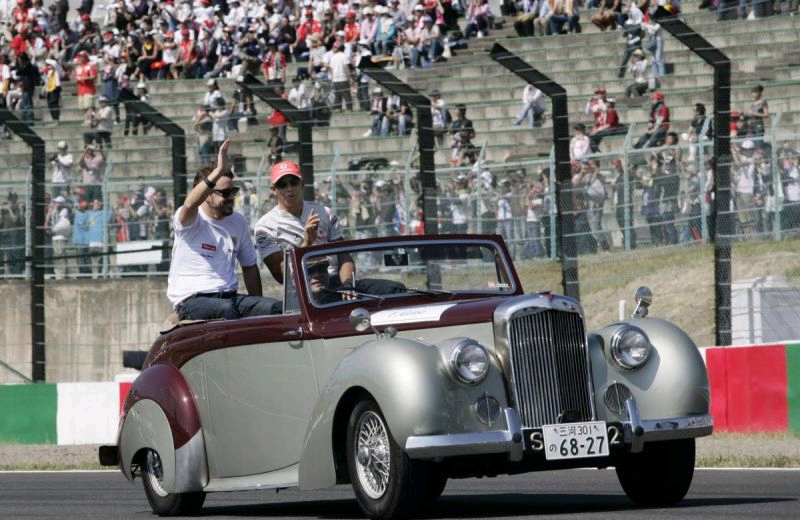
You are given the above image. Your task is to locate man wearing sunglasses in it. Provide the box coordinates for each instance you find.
[167,140,282,320]
[255,160,355,287]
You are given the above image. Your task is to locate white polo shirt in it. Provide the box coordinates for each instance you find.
[254,201,343,260]
[167,207,258,308]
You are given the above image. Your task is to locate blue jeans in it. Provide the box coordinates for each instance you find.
[513,102,545,128]
[20,91,34,122]
[650,36,664,78]
[177,292,282,320]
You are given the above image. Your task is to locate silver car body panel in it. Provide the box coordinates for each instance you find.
[181,341,321,479]
[204,464,299,492]
[588,317,711,421]
[119,399,176,489]
[174,430,210,492]
[118,399,209,493]
[299,322,505,490]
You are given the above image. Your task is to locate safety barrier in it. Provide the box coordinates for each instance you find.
[1,343,798,444]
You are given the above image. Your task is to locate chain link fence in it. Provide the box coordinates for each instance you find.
[2,121,799,381]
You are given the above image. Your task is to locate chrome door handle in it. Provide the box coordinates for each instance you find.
[282,327,303,338]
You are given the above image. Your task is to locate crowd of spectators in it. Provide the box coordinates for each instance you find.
[1,1,800,278]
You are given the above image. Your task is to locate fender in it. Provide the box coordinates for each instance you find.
[119,364,209,493]
[589,317,711,422]
[298,336,509,490]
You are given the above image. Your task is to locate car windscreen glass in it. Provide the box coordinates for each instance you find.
[304,242,515,306]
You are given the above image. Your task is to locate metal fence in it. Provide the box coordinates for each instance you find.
[2,121,800,381]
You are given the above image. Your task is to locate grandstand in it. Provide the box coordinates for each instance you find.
[2,3,799,188]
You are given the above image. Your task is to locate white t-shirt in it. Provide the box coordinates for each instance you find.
[51,153,73,185]
[254,201,343,261]
[167,207,259,308]
[328,51,350,83]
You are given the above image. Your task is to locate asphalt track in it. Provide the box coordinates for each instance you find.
[1,468,798,519]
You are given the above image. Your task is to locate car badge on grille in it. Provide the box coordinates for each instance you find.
[557,410,582,423]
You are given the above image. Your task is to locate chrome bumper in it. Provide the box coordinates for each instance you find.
[404,400,713,461]
[405,408,525,462]
[624,395,713,453]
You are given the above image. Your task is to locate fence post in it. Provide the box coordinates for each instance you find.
[656,15,732,346]
[356,58,438,234]
[0,108,46,381]
[242,75,316,201]
[490,43,578,300]
[118,89,187,212]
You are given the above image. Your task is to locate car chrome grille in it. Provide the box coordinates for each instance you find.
[507,309,593,428]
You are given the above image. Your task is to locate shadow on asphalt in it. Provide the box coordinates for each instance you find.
[198,494,794,518]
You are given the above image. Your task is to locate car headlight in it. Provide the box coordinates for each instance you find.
[609,326,652,369]
[450,340,489,384]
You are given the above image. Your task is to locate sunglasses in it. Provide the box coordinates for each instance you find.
[212,186,240,198]
[274,177,301,190]
[307,262,329,276]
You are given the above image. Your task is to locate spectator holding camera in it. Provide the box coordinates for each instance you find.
[78,144,106,203]
[50,141,73,198]
[450,103,476,166]
[83,95,114,149]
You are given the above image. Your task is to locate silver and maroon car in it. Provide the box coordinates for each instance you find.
[100,234,712,519]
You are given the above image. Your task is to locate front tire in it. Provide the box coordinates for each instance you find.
[141,449,206,516]
[346,399,426,519]
[615,438,696,507]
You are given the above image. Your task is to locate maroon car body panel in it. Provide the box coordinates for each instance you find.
[122,363,201,450]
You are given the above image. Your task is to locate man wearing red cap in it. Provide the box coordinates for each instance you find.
[634,91,670,149]
[74,50,97,113]
[254,161,355,285]
[167,140,281,320]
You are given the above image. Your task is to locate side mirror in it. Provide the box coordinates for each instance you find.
[349,308,372,332]
[631,286,653,318]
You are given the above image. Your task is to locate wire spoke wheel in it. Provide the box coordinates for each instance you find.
[144,450,169,498]
[354,410,391,499]
[346,398,427,519]
[141,449,206,516]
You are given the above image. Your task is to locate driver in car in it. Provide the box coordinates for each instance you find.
[306,257,348,304]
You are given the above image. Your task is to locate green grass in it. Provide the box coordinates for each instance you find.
[697,431,800,468]
[514,238,800,348]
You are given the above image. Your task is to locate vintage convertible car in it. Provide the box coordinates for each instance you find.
[100,234,712,519]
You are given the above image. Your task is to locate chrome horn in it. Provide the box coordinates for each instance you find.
[631,286,653,319]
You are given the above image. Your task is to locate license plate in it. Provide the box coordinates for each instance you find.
[542,421,609,460]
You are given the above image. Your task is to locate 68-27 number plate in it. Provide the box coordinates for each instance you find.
[541,421,609,460]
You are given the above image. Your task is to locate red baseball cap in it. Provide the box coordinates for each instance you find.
[270,161,301,184]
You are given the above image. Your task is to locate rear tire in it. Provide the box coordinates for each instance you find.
[141,449,206,516]
[615,438,695,507]
[346,399,427,519]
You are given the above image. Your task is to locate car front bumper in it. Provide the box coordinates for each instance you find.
[404,396,713,462]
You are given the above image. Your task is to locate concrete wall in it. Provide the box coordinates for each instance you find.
[0,278,172,383]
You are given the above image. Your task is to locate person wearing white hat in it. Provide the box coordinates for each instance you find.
[83,95,115,150]
[373,5,397,57]
[125,82,151,137]
[46,194,73,279]
[43,58,63,126]
[359,6,377,51]
[733,136,758,236]
[78,143,106,203]
[50,141,73,198]
[624,48,649,98]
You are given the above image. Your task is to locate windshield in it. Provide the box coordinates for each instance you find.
[302,240,515,307]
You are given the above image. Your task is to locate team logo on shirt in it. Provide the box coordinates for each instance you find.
[202,243,217,252]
